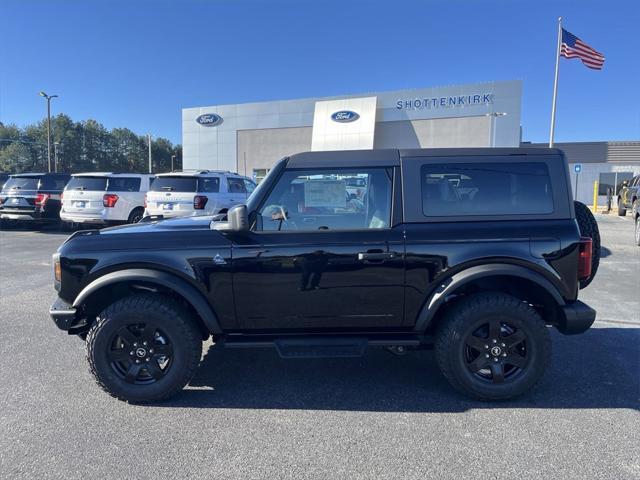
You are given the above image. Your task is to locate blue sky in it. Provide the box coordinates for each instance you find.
[1,0,638,145]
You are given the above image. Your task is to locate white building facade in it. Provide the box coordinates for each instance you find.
[182,80,523,178]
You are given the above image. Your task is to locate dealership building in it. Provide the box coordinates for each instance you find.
[182,79,639,204]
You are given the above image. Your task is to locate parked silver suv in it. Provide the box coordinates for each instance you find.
[144,170,255,218]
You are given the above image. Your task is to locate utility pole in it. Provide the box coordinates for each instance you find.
[54,142,59,172]
[39,91,59,172]
[147,134,152,173]
[171,154,176,172]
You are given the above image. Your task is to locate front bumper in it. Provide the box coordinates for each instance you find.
[557,300,596,335]
[50,296,78,331]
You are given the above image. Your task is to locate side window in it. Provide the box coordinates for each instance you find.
[227,177,247,194]
[107,177,141,192]
[258,168,392,231]
[421,163,554,216]
[198,177,220,193]
[243,179,256,194]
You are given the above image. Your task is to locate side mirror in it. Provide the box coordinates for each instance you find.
[227,204,250,232]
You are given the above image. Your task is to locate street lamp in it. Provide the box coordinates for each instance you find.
[39,91,59,173]
[171,155,176,172]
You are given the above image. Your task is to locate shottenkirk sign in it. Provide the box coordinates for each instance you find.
[396,93,495,110]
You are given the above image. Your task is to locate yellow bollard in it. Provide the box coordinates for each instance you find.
[592,181,598,213]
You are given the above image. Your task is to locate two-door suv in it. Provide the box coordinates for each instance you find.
[50,148,599,403]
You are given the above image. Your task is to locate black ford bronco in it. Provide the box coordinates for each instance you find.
[50,148,600,403]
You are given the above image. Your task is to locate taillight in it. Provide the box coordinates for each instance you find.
[103,194,119,208]
[194,195,208,210]
[577,237,592,281]
[35,193,50,207]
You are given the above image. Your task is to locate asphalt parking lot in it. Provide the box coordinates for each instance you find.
[0,215,638,479]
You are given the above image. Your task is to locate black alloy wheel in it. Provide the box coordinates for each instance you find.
[463,319,528,384]
[107,323,174,384]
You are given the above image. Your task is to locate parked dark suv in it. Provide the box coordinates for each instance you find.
[0,173,70,226]
[50,148,599,403]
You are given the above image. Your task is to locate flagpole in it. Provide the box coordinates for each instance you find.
[549,16,563,147]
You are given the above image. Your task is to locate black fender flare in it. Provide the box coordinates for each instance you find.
[414,263,566,332]
[73,268,222,334]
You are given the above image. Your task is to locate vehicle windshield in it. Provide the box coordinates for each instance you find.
[2,176,40,192]
[65,176,108,191]
[149,176,198,192]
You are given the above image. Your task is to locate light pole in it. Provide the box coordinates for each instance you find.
[54,142,60,172]
[147,134,152,173]
[39,91,58,172]
[171,155,176,172]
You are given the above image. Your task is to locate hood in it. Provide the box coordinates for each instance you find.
[100,214,214,235]
[60,215,231,254]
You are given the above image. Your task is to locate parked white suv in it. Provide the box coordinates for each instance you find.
[144,171,256,218]
[60,173,153,226]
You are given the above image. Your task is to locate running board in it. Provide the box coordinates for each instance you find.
[222,334,424,358]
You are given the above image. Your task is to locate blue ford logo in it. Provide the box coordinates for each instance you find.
[331,110,359,123]
[196,113,223,127]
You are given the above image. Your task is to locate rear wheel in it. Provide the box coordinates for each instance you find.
[127,207,145,224]
[86,293,202,403]
[574,201,600,288]
[435,292,551,401]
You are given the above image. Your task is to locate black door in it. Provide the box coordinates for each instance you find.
[231,166,405,331]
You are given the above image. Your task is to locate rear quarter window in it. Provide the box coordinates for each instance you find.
[421,163,554,216]
[198,177,220,193]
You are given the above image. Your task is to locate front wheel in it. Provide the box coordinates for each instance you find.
[435,293,551,401]
[85,293,202,403]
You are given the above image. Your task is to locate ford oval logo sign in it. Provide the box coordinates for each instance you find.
[331,110,359,123]
[196,113,223,127]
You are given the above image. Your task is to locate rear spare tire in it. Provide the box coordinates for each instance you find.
[574,201,600,289]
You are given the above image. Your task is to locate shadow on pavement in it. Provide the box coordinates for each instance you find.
[155,327,639,412]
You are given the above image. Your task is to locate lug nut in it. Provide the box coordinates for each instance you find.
[133,342,138,347]
[135,359,140,364]
[129,351,134,356]
[502,353,507,357]
[143,341,147,346]
[146,358,150,362]
[484,345,489,349]
[149,349,154,353]
[501,343,506,347]
[492,339,497,344]
[485,354,490,358]
[494,358,499,362]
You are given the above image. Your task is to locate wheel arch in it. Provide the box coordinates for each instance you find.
[73,268,222,337]
[414,264,566,333]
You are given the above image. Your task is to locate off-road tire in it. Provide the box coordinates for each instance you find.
[435,292,551,401]
[574,200,600,289]
[127,207,145,224]
[86,293,202,403]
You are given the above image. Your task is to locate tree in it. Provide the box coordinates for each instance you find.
[0,142,35,173]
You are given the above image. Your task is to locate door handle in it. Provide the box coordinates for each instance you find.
[357,251,396,262]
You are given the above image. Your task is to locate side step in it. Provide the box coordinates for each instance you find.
[222,334,425,359]
[275,338,368,358]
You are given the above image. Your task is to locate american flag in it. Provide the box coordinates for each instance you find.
[561,28,605,70]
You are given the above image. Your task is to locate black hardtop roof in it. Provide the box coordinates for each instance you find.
[287,148,564,168]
